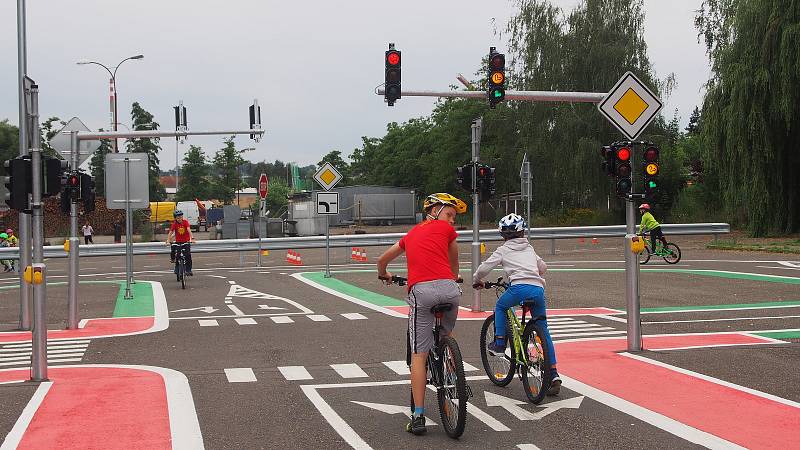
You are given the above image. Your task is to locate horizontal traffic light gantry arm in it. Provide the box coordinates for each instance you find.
[376,88,606,103]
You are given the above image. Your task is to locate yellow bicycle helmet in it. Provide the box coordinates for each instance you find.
[423,193,467,214]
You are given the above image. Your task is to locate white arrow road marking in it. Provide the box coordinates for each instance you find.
[427,386,509,431]
[351,401,438,425]
[170,306,218,314]
[226,284,313,314]
[258,305,286,310]
[528,395,584,420]
[777,261,800,268]
[484,391,540,420]
[517,445,542,450]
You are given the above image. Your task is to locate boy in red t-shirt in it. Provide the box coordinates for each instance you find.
[377,193,466,436]
[166,210,194,275]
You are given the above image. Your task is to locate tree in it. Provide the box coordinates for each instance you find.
[695,0,800,234]
[0,120,20,172]
[317,150,351,184]
[88,132,113,197]
[265,178,289,213]
[211,138,247,204]
[126,102,166,201]
[176,145,213,201]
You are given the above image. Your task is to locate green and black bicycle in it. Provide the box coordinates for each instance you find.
[638,233,681,265]
[478,277,553,404]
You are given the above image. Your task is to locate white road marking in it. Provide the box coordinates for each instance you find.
[464,402,511,432]
[548,323,602,330]
[331,363,369,378]
[382,360,410,375]
[462,362,479,372]
[279,272,287,275]
[226,304,246,316]
[270,316,294,324]
[644,315,800,325]
[1,353,84,362]
[224,368,257,383]
[224,300,232,304]
[235,318,258,325]
[0,381,52,450]
[259,271,271,274]
[342,313,367,320]
[351,401,438,425]
[594,314,628,323]
[517,445,542,450]
[0,344,87,352]
[279,366,313,381]
[756,265,800,271]
[198,320,219,327]
[292,273,406,318]
[308,315,332,322]
[777,261,800,268]
[228,280,235,284]
[207,275,227,279]
[550,330,625,338]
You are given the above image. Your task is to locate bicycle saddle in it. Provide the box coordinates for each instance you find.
[430,303,453,313]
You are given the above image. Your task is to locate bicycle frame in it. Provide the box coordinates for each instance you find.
[506,309,530,367]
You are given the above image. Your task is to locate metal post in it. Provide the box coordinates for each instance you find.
[257,209,262,267]
[110,77,118,152]
[67,132,80,329]
[324,215,331,278]
[29,84,47,381]
[470,118,482,312]
[124,158,133,299]
[16,0,31,331]
[625,142,641,351]
[175,138,179,192]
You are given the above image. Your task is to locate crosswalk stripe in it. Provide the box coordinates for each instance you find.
[547,323,600,330]
[235,318,258,325]
[224,368,257,383]
[270,316,294,324]
[198,319,219,327]
[551,330,626,338]
[308,315,332,322]
[550,327,617,336]
[0,344,88,353]
[278,366,313,381]
[341,313,367,320]
[331,363,369,378]
[1,340,90,348]
[0,352,85,362]
[382,360,410,375]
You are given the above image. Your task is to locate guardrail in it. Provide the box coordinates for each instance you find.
[0,223,729,260]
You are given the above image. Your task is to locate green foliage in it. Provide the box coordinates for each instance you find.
[696,0,800,235]
[176,145,213,201]
[265,178,289,213]
[211,138,247,204]
[126,102,166,201]
[0,120,20,174]
[89,131,113,197]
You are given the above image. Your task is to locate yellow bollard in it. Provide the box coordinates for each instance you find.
[63,239,70,253]
[480,243,486,255]
[261,250,269,256]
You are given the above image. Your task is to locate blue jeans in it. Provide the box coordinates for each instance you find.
[494,283,557,365]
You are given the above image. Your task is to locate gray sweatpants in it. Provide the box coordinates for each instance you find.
[407,279,461,353]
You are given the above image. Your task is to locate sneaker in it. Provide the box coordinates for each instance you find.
[487,340,507,355]
[405,415,426,435]
[547,371,562,396]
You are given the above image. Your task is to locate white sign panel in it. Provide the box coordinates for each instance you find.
[598,72,663,140]
[313,162,343,191]
[105,153,150,209]
[316,192,339,215]
[49,117,102,166]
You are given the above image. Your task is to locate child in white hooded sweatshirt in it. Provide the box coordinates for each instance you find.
[473,213,561,395]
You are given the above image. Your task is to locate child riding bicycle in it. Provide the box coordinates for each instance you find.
[166,210,195,275]
[473,213,561,395]
[638,203,667,253]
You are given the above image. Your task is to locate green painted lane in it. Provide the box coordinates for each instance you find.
[112,282,155,317]
[642,300,800,313]
[753,330,800,339]
[302,271,404,306]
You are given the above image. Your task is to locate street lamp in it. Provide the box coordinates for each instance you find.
[77,54,144,152]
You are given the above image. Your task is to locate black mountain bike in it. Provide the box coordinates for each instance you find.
[478,277,553,404]
[382,275,470,438]
[172,243,191,289]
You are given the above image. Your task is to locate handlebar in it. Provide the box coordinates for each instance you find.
[379,275,463,287]
[474,277,509,289]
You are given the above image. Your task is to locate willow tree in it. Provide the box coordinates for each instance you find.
[696,0,800,235]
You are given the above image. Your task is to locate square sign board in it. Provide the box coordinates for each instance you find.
[313,162,342,191]
[598,72,663,140]
[105,153,150,209]
[316,192,339,215]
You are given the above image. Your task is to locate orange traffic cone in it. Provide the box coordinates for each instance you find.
[591,237,598,244]
[286,250,293,264]
[295,251,303,266]
[351,247,359,262]
[579,237,585,243]
[359,248,368,262]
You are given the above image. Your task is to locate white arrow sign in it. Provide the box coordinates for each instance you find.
[484,391,584,420]
[351,401,438,425]
[169,306,218,314]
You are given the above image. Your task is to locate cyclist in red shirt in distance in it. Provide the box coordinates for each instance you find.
[166,210,195,275]
[377,193,466,435]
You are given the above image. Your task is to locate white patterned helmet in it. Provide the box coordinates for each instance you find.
[498,214,527,234]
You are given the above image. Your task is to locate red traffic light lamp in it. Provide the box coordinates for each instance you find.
[385,43,401,106]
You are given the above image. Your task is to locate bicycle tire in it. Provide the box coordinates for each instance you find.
[179,259,186,289]
[479,314,516,386]
[520,320,551,404]
[663,243,681,264]
[437,336,467,439]
[639,245,651,265]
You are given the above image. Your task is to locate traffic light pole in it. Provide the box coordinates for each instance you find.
[470,118,482,312]
[625,143,642,351]
[16,0,31,331]
[67,131,80,329]
[29,84,48,381]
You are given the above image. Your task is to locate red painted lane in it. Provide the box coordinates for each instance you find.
[0,367,171,449]
[385,305,621,318]
[0,317,154,344]
[557,334,800,449]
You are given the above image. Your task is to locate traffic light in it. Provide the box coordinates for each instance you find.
[456,163,473,191]
[80,172,96,213]
[614,143,632,197]
[65,171,81,201]
[642,144,660,199]
[600,145,615,177]
[43,156,68,198]
[477,164,496,202]
[4,157,31,211]
[487,47,505,108]
[385,43,401,106]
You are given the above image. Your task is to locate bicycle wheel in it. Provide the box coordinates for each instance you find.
[479,314,516,386]
[437,336,467,439]
[639,245,651,265]
[663,243,681,264]
[178,259,186,289]
[520,320,551,404]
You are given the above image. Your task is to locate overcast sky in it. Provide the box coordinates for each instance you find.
[0,0,709,172]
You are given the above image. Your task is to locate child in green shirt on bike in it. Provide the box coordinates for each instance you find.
[638,204,667,253]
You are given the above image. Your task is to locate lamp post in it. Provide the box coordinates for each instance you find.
[77,54,144,152]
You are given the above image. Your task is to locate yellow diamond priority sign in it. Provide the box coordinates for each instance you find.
[313,162,343,191]
[598,72,663,140]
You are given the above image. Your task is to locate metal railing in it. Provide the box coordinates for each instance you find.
[0,223,729,259]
